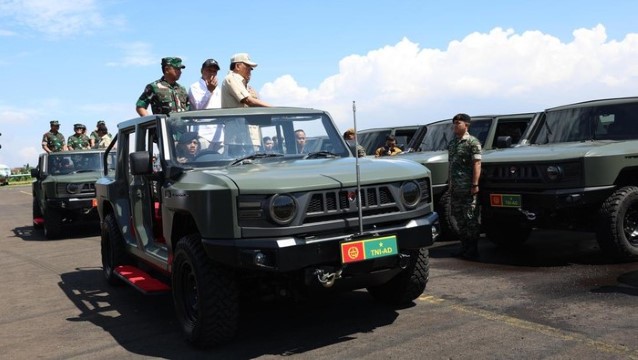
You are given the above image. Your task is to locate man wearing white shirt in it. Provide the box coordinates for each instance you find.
[189,59,222,109]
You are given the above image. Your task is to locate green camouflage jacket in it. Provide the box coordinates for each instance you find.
[448,133,482,194]
[42,131,66,152]
[67,134,91,150]
[136,77,190,115]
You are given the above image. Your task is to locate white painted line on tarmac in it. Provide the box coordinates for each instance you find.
[20,191,32,196]
[418,294,638,359]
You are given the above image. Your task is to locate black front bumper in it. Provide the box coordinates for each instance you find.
[202,212,438,272]
[480,185,615,226]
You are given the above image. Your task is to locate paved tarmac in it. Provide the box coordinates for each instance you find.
[0,185,636,359]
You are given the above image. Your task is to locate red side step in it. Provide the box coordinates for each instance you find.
[114,265,170,294]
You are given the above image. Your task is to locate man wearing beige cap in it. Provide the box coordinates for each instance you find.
[221,53,271,108]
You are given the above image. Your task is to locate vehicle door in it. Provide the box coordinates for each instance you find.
[126,119,164,252]
[491,113,539,149]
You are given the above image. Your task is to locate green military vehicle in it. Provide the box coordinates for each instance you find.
[96,107,439,347]
[399,113,538,239]
[480,97,638,261]
[31,150,113,239]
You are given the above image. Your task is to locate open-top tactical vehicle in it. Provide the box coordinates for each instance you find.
[480,97,638,261]
[31,149,113,239]
[96,107,439,347]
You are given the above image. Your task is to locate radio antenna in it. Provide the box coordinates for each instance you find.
[353,101,363,235]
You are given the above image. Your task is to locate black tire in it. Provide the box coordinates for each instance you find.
[101,213,130,285]
[484,218,531,248]
[597,186,638,261]
[32,198,43,229]
[43,209,63,239]
[436,190,457,241]
[172,234,239,348]
[367,248,430,306]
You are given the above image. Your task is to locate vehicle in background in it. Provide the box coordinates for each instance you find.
[96,107,439,347]
[400,113,539,239]
[357,125,420,156]
[480,97,638,261]
[0,164,10,186]
[31,150,114,239]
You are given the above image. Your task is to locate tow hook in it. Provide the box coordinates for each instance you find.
[517,208,536,221]
[399,253,411,269]
[314,268,343,288]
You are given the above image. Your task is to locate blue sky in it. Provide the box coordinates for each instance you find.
[1,0,637,168]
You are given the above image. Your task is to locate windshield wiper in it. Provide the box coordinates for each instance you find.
[230,152,284,166]
[304,151,339,159]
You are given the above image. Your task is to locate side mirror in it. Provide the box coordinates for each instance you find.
[496,136,512,149]
[130,151,152,175]
[30,168,40,178]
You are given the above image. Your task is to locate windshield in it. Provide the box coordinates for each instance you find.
[48,152,113,175]
[532,102,638,144]
[417,121,454,151]
[358,130,391,156]
[166,112,348,165]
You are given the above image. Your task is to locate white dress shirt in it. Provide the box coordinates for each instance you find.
[188,78,221,109]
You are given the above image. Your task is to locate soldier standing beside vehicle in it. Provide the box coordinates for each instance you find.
[448,113,482,260]
[67,124,91,150]
[136,57,190,116]
[42,120,67,153]
[189,58,221,109]
[221,53,271,108]
[343,128,366,157]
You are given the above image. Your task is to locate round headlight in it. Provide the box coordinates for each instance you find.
[269,194,297,225]
[546,165,562,181]
[400,181,421,208]
[66,183,80,194]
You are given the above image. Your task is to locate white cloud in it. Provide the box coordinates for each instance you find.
[106,41,157,67]
[0,29,16,36]
[0,0,107,37]
[261,25,638,131]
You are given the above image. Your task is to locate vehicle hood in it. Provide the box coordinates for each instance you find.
[483,140,638,163]
[199,157,429,193]
[399,150,448,164]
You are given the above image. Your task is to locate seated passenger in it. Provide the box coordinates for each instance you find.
[375,134,402,157]
[176,132,201,163]
[262,136,275,153]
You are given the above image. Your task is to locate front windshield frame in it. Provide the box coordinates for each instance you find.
[166,112,349,166]
[47,152,110,175]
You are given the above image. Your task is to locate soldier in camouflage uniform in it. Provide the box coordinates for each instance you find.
[67,123,91,150]
[136,57,191,116]
[448,113,482,259]
[42,120,67,153]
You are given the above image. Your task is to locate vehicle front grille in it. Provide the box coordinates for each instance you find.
[485,164,543,184]
[305,185,398,222]
[56,182,96,196]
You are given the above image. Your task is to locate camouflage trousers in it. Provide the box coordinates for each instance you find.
[450,192,480,251]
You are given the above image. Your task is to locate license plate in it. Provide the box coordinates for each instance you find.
[340,235,398,264]
[490,194,522,208]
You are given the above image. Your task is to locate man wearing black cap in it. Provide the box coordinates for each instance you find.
[189,59,222,109]
[67,123,91,150]
[448,113,482,260]
[136,57,191,116]
[42,120,67,153]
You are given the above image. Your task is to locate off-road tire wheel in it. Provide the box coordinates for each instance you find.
[437,190,457,241]
[367,248,430,306]
[43,209,62,239]
[172,234,239,348]
[484,219,531,248]
[32,198,43,229]
[597,186,638,261]
[101,214,129,285]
